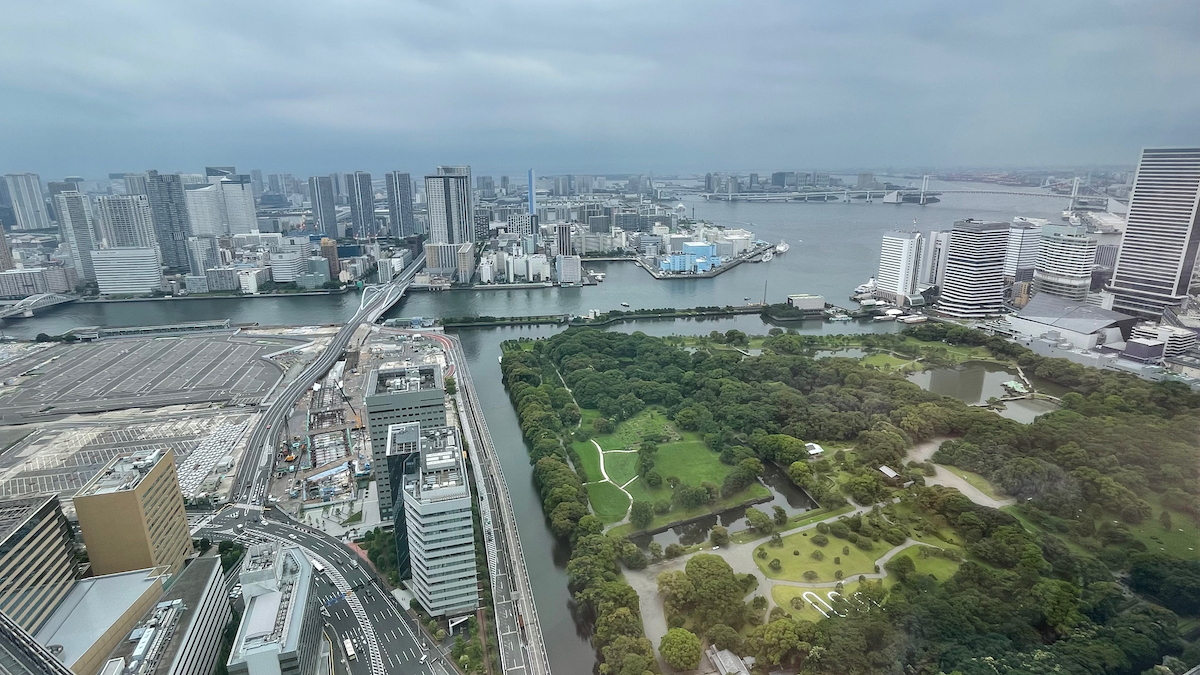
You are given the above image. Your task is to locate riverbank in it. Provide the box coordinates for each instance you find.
[440,304,766,328]
[79,288,353,303]
[632,243,774,280]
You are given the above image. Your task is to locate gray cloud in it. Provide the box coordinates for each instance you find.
[1,0,1196,177]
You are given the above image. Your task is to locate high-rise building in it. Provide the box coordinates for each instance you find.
[476,175,495,199]
[920,230,952,288]
[395,425,479,617]
[249,169,264,198]
[145,171,192,270]
[875,231,923,304]
[183,184,225,237]
[307,176,337,237]
[346,171,374,238]
[507,213,537,238]
[365,365,446,520]
[1110,147,1200,318]
[456,242,475,283]
[0,609,78,675]
[121,173,148,197]
[2,174,51,231]
[499,175,510,195]
[73,449,190,576]
[95,194,157,249]
[90,248,163,295]
[54,191,97,282]
[0,228,13,271]
[554,222,572,257]
[217,175,257,235]
[385,172,415,238]
[556,254,582,284]
[1032,225,1098,302]
[425,166,473,245]
[267,174,284,195]
[1004,218,1044,283]
[319,238,340,282]
[0,496,75,633]
[226,543,321,675]
[936,220,1009,318]
[185,236,221,276]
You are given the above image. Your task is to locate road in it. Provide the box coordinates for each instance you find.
[229,254,425,509]
[198,506,452,675]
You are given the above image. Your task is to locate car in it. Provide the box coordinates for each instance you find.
[712,546,720,550]
[288,534,297,540]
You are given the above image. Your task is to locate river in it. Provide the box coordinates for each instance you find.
[1,184,1069,674]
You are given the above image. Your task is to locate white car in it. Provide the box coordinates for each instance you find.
[288,534,298,540]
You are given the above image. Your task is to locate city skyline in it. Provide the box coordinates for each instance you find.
[0,2,1197,177]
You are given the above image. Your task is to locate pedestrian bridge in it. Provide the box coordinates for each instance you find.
[0,293,78,319]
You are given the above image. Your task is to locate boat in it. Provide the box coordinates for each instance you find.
[775,240,790,254]
[828,315,852,322]
[761,251,774,263]
[620,302,630,307]
[873,314,896,322]
[854,278,876,295]
[898,315,927,324]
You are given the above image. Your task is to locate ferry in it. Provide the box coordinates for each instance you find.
[898,315,928,324]
[854,277,876,294]
[775,240,791,254]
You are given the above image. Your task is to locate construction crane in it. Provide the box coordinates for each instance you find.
[337,382,364,430]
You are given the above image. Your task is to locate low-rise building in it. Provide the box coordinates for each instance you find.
[1131,323,1198,358]
[555,255,581,284]
[1006,293,1136,350]
[204,268,240,292]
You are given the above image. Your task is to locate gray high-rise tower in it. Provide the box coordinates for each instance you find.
[54,191,97,281]
[2,174,51,231]
[145,170,193,270]
[1110,147,1200,319]
[347,171,374,238]
[425,166,473,245]
[385,172,415,238]
[308,176,338,237]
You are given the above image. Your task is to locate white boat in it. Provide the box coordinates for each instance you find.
[854,277,877,294]
[761,251,774,262]
[620,302,630,307]
[776,240,790,254]
[828,315,852,322]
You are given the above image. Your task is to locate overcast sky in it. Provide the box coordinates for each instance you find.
[1,0,1197,179]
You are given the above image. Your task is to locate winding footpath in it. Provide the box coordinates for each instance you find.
[584,439,640,523]
[907,438,1015,509]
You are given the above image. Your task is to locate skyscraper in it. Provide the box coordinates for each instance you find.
[145,171,192,270]
[554,222,572,257]
[425,166,473,245]
[95,194,157,249]
[250,169,264,198]
[217,175,257,234]
[0,496,76,633]
[875,231,923,304]
[1033,225,1098,302]
[1004,218,1044,283]
[54,191,97,282]
[123,173,148,196]
[346,171,374,238]
[183,183,225,237]
[920,230,952,287]
[0,227,13,271]
[365,365,446,521]
[1110,147,1200,318]
[2,174,51,230]
[307,176,337,237]
[186,236,221,276]
[385,172,415,238]
[320,238,340,282]
[936,220,1009,318]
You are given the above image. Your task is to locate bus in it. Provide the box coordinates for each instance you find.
[343,638,356,661]
[310,559,325,575]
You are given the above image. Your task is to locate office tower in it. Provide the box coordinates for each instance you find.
[554,222,572,257]
[73,450,190,575]
[1110,147,1200,318]
[385,172,415,238]
[307,176,337,237]
[249,169,264,198]
[0,497,75,633]
[217,175,256,234]
[576,175,594,194]
[920,230,952,287]
[527,169,536,215]
[0,229,13,271]
[183,184,225,237]
[95,194,157,250]
[54,191,97,283]
[875,231,923,303]
[0,610,77,675]
[395,425,479,617]
[328,173,344,202]
[499,175,509,194]
[384,423,421,579]
[936,220,1009,318]
[1005,218,1044,282]
[145,171,192,270]
[103,555,231,675]
[771,172,793,188]
[185,236,220,276]
[226,544,321,675]
[425,168,473,245]
[507,213,536,238]
[1033,225,1098,302]
[319,238,340,282]
[123,173,148,196]
[556,254,582,284]
[346,171,374,238]
[476,175,495,199]
[553,176,570,197]
[267,174,284,195]
[365,365,446,520]
[2,174,50,231]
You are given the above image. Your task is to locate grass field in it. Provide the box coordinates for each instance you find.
[586,481,631,522]
[753,529,878,582]
[575,441,603,482]
[862,353,919,371]
[771,580,875,622]
[886,545,962,586]
[1126,493,1200,560]
[730,505,855,544]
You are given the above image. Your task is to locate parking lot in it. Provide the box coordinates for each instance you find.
[0,334,305,422]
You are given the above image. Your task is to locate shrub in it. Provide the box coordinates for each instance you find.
[803,570,819,581]
[768,558,782,571]
[793,550,799,556]
[834,556,841,564]
[665,543,685,559]
[835,569,843,579]
[810,550,824,561]
[710,525,730,548]
[790,597,805,609]
[653,499,672,515]
[842,546,851,556]
[844,531,859,544]
[855,538,874,552]
[769,532,783,547]
[811,533,829,546]
[816,522,830,534]
[829,522,850,538]
[757,548,768,559]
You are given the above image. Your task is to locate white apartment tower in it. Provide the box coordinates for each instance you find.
[1004,218,1045,282]
[95,194,158,249]
[875,231,923,303]
[2,174,52,230]
[426,166,474,245]
[185,184,226,237]
[217,176,257,235]
[1110,147,1200,319]
[936,220,1009,318]
[1033,225,1098,302]
[54,191,97,282]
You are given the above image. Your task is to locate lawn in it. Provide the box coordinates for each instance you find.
[1126,492,1200,561]
[586,482,631,523]
[604,451,640,484]
[862,353,918,371]
[886,545,962,586]
[730,505,855,544]
[772,580,877,622]
[574,441,603,483]
[753,529,879,582]
[901,337,996,363]
[939,464,1006,501]
[593,409,678,451]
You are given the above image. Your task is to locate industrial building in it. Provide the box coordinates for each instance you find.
[226,544,321,675]
[395,425,479,618]
[73,450,191,577]
[0,497,76,633]
[365,365,447,520]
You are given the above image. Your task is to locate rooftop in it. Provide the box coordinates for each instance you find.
[0,612,75,675]
[1015,294,1136,335]
[404,427,467,502]
[76,451,165,497]
[34,569,165,668]
[0,496,56,544]
[230,544,311,662]
[366,364,442,398]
